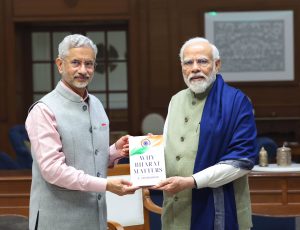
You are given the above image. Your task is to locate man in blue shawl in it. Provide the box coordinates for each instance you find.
[152,37,257,230]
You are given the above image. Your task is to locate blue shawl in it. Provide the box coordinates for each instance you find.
[191,74,257,230]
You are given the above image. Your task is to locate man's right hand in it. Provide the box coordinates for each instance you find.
[106,178,140,196]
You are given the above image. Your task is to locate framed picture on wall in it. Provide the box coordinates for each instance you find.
[205,11,294,82]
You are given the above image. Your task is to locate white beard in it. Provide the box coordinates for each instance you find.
[72,80,90,89]
[183,69,216,94]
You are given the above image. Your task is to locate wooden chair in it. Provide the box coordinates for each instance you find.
[107,164,162,230]
[108,220,125,230]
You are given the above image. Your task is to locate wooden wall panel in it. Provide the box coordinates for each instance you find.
[0,1,8,156]
[0,170,31,216]
[0,0,6,122]
[128,0,142,134]
[1,0,300,155]
[13,0,129,20]
[167,0,183,94]
[139,0,183,119]
[147,0,171,109]
[0,0,16,156]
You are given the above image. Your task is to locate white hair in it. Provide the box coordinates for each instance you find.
[58,34,98,59]
[179,37,220,62]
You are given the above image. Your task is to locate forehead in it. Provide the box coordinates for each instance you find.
[67,47,95,60]
[183,42,213,59]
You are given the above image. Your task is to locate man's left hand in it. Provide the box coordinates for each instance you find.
[151,176,195,195]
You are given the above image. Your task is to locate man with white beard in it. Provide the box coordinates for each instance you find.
[152,37,258,230]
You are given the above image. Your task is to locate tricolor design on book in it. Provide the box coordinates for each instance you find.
[129,135,166,186]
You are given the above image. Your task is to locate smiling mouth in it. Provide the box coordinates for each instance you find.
[75,76,89,81]
[190,76,205,82]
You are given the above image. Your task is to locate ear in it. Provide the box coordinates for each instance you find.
[55,58,64,74]
[215,59,221,73]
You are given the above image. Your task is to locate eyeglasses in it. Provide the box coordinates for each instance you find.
[64,59,97,70]
[182,58,210,68]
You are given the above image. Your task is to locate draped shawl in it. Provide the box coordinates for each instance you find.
[191,74,257,230]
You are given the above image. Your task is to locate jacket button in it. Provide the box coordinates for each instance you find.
[184,117,188,123]
[97,172,101,177]
[98,194,101,200]
[89,126,92,133]
[192,101,196,105]
[180,137,184,142]
[174,196,178,201]
[82,105,87,111]
[95,149,98,155]
[176,156,180,161]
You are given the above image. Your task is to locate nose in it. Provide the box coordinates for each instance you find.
[78,63,88,74]
[191,61,200,73]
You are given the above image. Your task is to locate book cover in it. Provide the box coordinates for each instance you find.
[129,135,166,186]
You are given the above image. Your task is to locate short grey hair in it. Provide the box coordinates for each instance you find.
[58,34,98,59]
[179,37,220,62]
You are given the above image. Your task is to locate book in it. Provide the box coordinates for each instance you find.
[129,135,166,186]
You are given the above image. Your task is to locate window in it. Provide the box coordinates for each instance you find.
[30,26,129,131]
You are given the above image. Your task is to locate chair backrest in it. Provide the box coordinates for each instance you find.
[107,164,162,230]
[8,124,32,169]
[107,220,124,230]
[0,151,19,169]
[141,113,165,135]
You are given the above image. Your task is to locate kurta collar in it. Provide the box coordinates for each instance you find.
[56,81,89,103]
